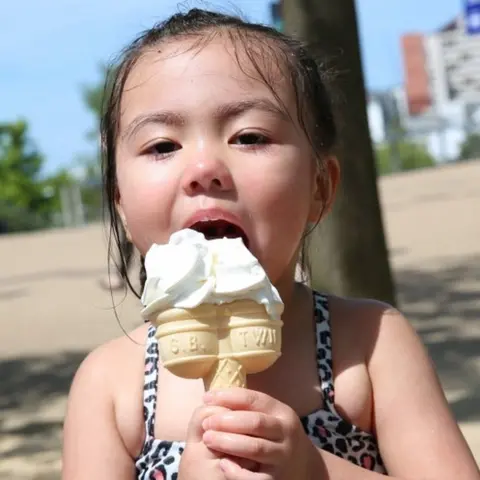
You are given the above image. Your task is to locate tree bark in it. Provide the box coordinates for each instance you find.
[283,0,396,304]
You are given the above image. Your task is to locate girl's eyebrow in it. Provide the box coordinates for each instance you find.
[122,98,289,142]
[215,98,288,123]
[122,111,185,141]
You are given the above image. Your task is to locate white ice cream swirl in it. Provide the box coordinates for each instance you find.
[141,229,284,320]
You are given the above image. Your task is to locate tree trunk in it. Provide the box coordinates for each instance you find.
[283,0,396,304]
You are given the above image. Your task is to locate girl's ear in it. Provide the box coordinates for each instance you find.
[308,155,340,224]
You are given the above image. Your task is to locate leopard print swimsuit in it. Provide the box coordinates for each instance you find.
[135,292,386,479]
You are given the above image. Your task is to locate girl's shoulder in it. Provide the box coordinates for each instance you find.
[326,292,435,404]
[326,292,397,321]
[74,323,149,384]
[65,323,150,458]
[327,294,403,343]
[325,294,418,376]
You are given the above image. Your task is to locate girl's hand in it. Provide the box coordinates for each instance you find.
[178,405,229,480]
[179,404,260,480]
[201,388,318,480]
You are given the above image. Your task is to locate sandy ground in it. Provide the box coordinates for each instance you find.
[0,160,479,478]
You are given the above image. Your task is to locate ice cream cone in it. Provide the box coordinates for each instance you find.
[152,304,219,379]
[203,357,246,390]
[223,300,283,375]
[141,230,285,388]
[149,300,282,389]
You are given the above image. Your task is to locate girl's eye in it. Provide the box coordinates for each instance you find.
[147,141,181,157]
[232,132,270,146]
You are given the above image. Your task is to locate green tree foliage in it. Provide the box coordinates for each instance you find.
[44,168,78,219]
[458,133,480,161]
[0,120,76,233]
[0,120,50,232]
[81,64,112,141]
[74,154,103,221]
[0,120,43,208]
[75,64,114,220]
[376,141,435,175]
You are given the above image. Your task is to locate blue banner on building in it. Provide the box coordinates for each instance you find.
[466,0,480,35]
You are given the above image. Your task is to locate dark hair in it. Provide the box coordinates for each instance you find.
[101,8,337,297]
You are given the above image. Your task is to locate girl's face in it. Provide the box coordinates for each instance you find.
[115,36,335,285]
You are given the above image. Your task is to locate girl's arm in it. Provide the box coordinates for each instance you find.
[307,303,479,480]
[355,304,478,479]
[62,345,136,479]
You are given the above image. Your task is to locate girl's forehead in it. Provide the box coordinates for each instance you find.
[122,36,291,104]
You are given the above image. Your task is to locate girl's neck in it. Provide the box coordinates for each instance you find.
[274,268,312,334]
[274,260,298,303]
[247,277,314,395]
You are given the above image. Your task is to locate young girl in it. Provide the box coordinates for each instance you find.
[62,8,480,480]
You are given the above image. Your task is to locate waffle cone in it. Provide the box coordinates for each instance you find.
[203,357,246,390]
[146,300,282,386]
[150,304,220,379]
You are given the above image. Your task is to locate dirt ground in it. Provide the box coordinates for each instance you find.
[1,160,479,479]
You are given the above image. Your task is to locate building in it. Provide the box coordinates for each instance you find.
[400,12,480,160]
[402,19,480,115]
[269,2,480,160]
[401,34,432,116]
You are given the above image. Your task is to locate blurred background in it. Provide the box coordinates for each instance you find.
[0,0,479,478]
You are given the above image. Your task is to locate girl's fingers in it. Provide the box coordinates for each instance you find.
[187,405,230,443]
[204,388,285,416]
[203,430,281,464]
[202,411,283,441]
[220,458,271,480]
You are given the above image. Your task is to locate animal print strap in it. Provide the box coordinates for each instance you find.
[313,292,337,412]
[143,326,159,439]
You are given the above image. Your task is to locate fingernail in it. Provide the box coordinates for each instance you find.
[203,430,214,444]
[219,458,229,472]
[203,391,216,404]
[220,458,237,473]
[202,417,211,430]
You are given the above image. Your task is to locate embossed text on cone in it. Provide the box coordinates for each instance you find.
[149,300,283,388]
[152,304,220,379]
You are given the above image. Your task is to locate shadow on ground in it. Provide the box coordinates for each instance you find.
[395,255,480,423]
[0,351,87,476]
[0,352,86,414]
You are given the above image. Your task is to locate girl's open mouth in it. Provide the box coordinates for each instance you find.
[189,220,250,249]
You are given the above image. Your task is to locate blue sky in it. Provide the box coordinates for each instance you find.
[0,0,461,174]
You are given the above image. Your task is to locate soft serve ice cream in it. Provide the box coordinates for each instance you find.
[141,228,284,320]
[141,228,284,390]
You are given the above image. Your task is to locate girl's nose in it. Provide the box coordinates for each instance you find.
[182,155,234,195]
